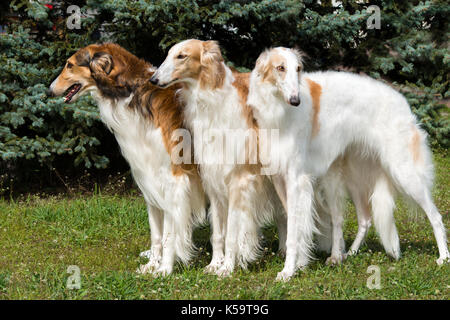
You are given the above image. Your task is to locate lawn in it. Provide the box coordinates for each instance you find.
[0,152,448,300]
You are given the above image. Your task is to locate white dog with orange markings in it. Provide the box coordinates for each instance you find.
[248,47,449,279]
[150,39,285,277]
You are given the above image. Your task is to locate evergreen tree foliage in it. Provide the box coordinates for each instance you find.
[0,0,448,187]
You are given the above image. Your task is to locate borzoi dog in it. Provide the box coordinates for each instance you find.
[248,47,449,279]
[150,39,284,277]
[48,43,206,276]
[314,147,398,264]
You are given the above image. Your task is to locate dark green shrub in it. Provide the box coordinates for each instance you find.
[1,0,448,190]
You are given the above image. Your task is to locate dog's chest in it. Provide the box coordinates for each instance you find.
[253,96,312,171]
[183,88,248,192]
[97,97,174,203]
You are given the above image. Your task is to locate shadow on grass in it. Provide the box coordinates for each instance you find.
[185,223,442,273]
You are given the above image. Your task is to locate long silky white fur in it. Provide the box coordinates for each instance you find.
[154,40,284,276]
[93,91,206,272]
[248,47,449,268]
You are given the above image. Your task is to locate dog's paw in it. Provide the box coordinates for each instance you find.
[139,250,153,259]
[153,265,173,277]
[277,248,286,258]
[325,254,344,266]
[344,249,358,258]
[215,265,233,278]
[204,259,224,274]
[136,257,161,274]
[137,262,157,275]
[276,270,294,282]
[436,256,450,266]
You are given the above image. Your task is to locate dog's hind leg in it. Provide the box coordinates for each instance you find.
[381,128,448,264]
[321,168,346,265]
[346,188,372,256]
[325,196,345,265]
[415,190,450,265]
[388,163,448,264]
[274,210,288,256]
[315,204,332,254]
[216,170,260,277]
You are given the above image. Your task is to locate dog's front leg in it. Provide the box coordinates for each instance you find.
[277,171,314,281]
[215,205,241,278]
[272,175,288,256]
[204,196,227,274]
[138,204,163,274]
[276,172,298,281]
[153,213,176,276]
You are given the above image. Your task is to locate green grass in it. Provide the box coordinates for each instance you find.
[0,152,448,300]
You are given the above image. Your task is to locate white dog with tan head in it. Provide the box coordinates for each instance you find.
[151,39,285,277]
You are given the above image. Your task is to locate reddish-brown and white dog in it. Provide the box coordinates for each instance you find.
[48,43,206,276]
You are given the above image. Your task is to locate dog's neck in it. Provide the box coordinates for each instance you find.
[248,72,286,127]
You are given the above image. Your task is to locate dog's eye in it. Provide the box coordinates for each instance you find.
[297,66,302,72]
[276,65,285,72]
[67,62,73,69]
[177,54,186,59]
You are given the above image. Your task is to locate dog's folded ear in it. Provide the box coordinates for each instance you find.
[90,52,114,75]
[255,50,271,80]
[75,49,92,67]
[200,40,223,67]
[290,47,305,66]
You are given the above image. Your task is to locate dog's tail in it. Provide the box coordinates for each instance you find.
[370,174,401,260]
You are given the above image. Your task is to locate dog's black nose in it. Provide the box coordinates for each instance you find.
[47,89,54,97]
[149,76,159,85]
[289,95,301,106]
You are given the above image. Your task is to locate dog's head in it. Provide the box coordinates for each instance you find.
[254,47,304,107]
[48,43,142,103]
[150,39,224,89]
